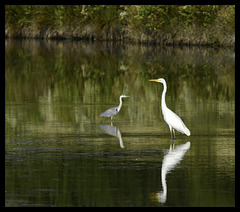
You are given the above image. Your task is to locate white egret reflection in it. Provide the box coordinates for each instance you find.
[100,124,124,148]
[152,141,191,204]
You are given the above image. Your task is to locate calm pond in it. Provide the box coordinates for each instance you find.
[5,40,235,207]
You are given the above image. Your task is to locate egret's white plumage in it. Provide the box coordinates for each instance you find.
[149,78,190,138]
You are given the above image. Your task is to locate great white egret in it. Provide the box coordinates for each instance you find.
[149,78,190,138]
[99,94,129,121]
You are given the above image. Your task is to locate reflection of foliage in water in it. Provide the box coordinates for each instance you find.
[5,39,234,103]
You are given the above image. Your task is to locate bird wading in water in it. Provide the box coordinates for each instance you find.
[99,94,129,121]
[149,78,190,139]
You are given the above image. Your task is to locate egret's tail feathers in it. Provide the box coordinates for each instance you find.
[184,128,191,136]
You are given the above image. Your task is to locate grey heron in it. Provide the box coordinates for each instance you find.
[149,78,190,138]
[99,94,129,121]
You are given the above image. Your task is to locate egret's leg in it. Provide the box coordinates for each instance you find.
[173,129,176,139]
[170,138,174,150]
[169,125,173,139]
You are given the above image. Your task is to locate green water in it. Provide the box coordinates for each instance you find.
[5,40,235,207]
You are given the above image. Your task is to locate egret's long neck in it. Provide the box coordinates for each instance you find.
[161,82,167,111]
[118,96,123,111]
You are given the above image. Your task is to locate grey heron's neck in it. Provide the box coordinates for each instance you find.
[161,82,167,110]
[118,96,123,111]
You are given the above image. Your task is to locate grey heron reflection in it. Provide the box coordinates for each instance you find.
[152,141,190,204]
[100,124,124,148]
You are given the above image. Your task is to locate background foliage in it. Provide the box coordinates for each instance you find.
[5,5,235,46]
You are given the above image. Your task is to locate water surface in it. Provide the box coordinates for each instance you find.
[5,40,235,207]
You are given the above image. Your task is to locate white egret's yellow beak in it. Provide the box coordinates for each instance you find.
[149,79,159,82]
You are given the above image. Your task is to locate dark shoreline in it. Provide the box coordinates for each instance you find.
[5,27,235,48]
